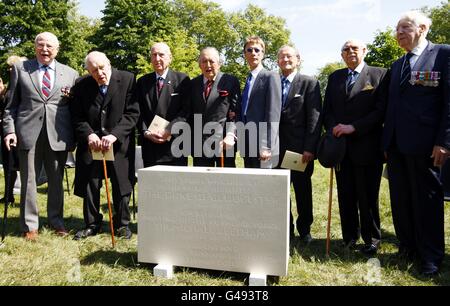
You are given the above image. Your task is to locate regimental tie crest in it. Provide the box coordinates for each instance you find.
[42,66,52,98]
[410,71,440,87]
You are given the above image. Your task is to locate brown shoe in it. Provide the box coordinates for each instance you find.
[24,230,38,241]
[53,227,69,237]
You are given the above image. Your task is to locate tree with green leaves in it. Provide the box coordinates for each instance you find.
[0,0,95,80]
[316,61,346,97]
[365,28,404,69]
[226,5,290,82]
[425,1,449,45]
[92,0,179,75]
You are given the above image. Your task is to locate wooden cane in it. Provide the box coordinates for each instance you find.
[103,157,116,248]
[326,167,334,257]
[220,143,225,168]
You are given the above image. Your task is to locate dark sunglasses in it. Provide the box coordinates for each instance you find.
[246,47,261,54]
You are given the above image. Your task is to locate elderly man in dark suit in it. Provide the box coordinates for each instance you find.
[323,39,388,255]
[237,36,281,168]
[383,11,450,276]
[277,45,322,243]
[189,47,240,167]
[136,42,190,167]
[71,51,139,240]
[3,32,79,240]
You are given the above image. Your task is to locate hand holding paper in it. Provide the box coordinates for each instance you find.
[281,150,309,172]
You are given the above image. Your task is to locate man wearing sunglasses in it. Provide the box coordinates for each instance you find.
[238,36,281,168]
[322,39,388,255]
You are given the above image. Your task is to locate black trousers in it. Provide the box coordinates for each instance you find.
[290,163,314,237]
[83,161,131,229]
[387,149,445,265]
[1,137,18,201]
[335,156,382,245]
[193,156,236,167]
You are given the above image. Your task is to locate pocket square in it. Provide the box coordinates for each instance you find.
[362,84,374,91]
[171,93,179,96]
[294,94,302,98]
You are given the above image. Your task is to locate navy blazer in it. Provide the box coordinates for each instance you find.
[323,64,388,165]
[136,69,190,165]
[279,73,322,157]
[383,42,450,155]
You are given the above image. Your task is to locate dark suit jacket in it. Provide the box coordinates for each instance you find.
[383,42,450,155]
[189,72,240,147]
[237,69,281,158]
[136,69,190,165]
[71,69,139,197]
[323,64,388,165]
[279,73,322,160]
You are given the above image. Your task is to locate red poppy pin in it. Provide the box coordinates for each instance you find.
[218,90,229,97]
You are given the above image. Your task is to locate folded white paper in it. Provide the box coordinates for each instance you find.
[91,147,114,161]
[281,150,308,172]
[148,115,172,141]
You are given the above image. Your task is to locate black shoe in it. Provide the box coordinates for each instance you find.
[361,243,378,255]
[421,262,439,276]
[341,239,357,250]
[299,233,313,245]
[116,226,132,239]
[73,226,101,240]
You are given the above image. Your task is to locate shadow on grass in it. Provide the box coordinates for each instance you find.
[290,236,450,285]
[81,249,139,268]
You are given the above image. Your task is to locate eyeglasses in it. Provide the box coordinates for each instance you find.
[342,46,360,52]
[36,43,56,51]
[246,47,262,54]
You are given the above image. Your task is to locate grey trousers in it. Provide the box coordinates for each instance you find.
[18,126,67,232]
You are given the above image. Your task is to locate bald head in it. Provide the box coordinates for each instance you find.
[85,51,112,85]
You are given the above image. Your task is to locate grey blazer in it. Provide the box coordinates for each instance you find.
[3,59,79,151]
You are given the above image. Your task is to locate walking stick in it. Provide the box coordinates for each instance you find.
[1,143,14,245]
[220,143,225,168]
[326,167,334,257]
[102,157,115,248]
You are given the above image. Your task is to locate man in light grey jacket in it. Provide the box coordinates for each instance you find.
[3,32,79,240]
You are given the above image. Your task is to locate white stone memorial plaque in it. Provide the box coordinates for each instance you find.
[138,166,290,276]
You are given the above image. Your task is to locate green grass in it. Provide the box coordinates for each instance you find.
[0,159,449,286]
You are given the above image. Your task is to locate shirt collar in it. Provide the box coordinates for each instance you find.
[282,70,297,83]
[250,65,264,79]
[348,61,365,75]
[38,60,56,71]
[156,68,169,80]
[203,75,217,85]
[410,40,428,57]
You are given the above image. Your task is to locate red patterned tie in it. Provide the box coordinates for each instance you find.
[42,65,51,98]
[204,80,213,101]
[157,77,164,97]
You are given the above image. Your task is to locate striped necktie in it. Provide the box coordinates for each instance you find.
[400,52,413,87]
[346,71,358,93]
[42,65,51,98]
[157,77,164,97]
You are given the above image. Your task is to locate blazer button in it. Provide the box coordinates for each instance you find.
[101,127,106,132]
[39,116,43,120]
[102,110,106,114]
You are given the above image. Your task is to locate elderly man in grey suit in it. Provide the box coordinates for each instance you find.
[3,32,79,240]
[237,36,281,168]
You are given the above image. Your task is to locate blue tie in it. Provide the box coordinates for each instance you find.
[99,85,107,96]
[241,73,253,119]
[346,71,358,93]
[400,52,413,87]
[281,77,290,107]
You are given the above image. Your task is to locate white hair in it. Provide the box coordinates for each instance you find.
[399,10,432,37]
[277,45,301,60]
[84,51,111,69]
[35,32,60,47]
[198,47,222,65]
[151,42,172,56]
[341,39,367,52]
